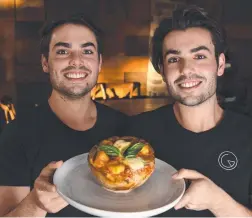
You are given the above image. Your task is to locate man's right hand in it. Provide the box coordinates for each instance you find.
[30,161,68,214]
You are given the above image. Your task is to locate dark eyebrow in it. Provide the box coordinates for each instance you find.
[190,45,211,54]
[81,42,96,49]
[53,42,96,50]
[164,49,181,58]
[53,42,71,49]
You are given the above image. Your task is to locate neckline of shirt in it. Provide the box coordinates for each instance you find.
[166,104,229,136]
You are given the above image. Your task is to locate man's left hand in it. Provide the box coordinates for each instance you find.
[173,169,228,211]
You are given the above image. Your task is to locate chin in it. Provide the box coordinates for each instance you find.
[88,136,155,193]
[180,100,202,107]
[174,94,205,106]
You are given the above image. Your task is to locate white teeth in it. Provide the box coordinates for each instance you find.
[180,81,200,88]
[65,73,86,79]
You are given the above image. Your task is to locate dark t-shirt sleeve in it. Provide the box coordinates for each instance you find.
[0,120,30,186]
[248,128,252,208]
[116,113,131,137]
[249,165,252,208]
[123,114,150,138]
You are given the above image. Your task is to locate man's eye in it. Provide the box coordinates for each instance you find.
[168,57,179,63]
[56,50,68,55]
[83,49,94,54]
[195,54,206,60]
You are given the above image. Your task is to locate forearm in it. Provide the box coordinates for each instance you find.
[210,193,252,217]
[4,192,47,217]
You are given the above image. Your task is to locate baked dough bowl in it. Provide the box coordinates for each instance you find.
[88,136,155,193]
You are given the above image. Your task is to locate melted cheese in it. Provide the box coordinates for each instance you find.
[123,157,144,171]
[113,140,131,153]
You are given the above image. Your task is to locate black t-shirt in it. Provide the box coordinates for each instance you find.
[0,101,128,217]
[126,104,252,217]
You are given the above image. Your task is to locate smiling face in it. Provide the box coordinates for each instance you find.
[41,24,102,99]
[162,27,225,106]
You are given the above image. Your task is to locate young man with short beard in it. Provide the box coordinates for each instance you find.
[127,6,252,217]
[0,15,127,217]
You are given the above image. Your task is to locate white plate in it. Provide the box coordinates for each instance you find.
[53,153,185,217]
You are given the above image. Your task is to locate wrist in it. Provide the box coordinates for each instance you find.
[5,190,47,217]
[209,188,235,216]
[26,190,47,216]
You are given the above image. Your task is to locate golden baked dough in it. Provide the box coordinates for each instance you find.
[88,136,155,193]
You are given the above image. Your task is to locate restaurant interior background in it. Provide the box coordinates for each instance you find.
[0,0,252,116]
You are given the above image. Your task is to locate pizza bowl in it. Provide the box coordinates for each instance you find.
[88,136,155,193]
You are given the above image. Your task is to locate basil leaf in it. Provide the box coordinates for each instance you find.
[124,154,136,159]
[124,142,145,158]
[99,145,120,157]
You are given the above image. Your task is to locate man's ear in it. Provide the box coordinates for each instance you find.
[217,53,225,77]
[98,54,102,72]
[41,55,49,73]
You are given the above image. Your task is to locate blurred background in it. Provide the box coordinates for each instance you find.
[0,0,251,121]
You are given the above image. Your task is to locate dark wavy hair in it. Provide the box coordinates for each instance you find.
[151,5,228,74]
[40,14,103,60]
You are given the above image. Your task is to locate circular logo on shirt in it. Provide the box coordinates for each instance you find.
[218,151,238,171]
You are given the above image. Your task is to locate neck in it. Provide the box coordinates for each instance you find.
[48,90,97,131]
[173,95,224,133]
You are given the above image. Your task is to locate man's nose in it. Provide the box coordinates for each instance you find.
[69,51,84,67]
[179,59,195,75]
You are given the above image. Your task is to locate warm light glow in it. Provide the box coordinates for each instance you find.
[92,57,149,99]
[0,0,24,8]
[99,56,149,83]
[120,57,149,73]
